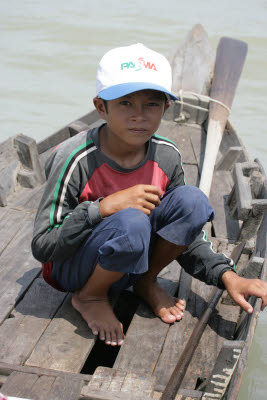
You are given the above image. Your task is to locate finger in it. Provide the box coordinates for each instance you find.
[244,282,267,306]
[143,185,163,198]
[136,201,156,215]
[235,295,253,314]
[145,192,161,206]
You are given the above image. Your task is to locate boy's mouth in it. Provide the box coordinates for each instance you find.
[129,128,148,134]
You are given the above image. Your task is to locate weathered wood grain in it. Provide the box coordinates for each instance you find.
[216,146,242,171]
[0,278,66,365]
[46,375,84,400]
[26,294,96,373]
[183,164,199,186]
[154,241,242,390]
[81,366,155,400]
[1,371,83,400]
[80,390,152,400]
[0,361,92,382]
[169,24,214,96]
[6,185,45,212]
[37,110,101,155]
[1,371,39,398]
[209,170,241,241]
[189,126,206,174]
[202,340,244,400]
[114,276,179,375]
[0,215,41,325]
[0,208,27,255]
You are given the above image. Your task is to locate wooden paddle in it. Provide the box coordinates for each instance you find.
[199,37,248,198]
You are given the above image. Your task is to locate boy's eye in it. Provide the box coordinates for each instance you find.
[119,100,131,106]
[147,102,160,107]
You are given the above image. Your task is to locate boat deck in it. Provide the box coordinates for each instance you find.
[0,114,266,400]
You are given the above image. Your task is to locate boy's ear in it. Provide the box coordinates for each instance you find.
[164,101,171,113]
[93,97,108,120]
[163,101,171,114]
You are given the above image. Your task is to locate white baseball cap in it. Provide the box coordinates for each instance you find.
[96,43,178,101]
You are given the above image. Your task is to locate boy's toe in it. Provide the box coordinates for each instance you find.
[99,328,105,341]
[105,331,112,345]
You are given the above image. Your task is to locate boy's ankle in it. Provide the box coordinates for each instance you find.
[74,290,108,303]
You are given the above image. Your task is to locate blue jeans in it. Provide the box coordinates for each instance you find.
[52,185,215,292]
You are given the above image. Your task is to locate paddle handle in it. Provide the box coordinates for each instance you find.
[199,119,224,197]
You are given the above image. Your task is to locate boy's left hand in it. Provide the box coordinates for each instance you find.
[221,270,267,313]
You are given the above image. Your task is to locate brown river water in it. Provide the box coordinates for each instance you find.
[1,1,267,398]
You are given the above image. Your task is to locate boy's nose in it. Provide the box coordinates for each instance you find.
[130,104,146,121]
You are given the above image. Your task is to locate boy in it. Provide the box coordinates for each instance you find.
[32,43,267,347]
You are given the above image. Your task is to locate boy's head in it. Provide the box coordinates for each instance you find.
[95,43,177,102]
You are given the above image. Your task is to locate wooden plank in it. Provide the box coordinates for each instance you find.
[163,124,198,165]
[224,306,262,400]
[152,301,197,388]
[26,375,56,400]
[37,110,101,155]
[153,389,202,399]
[154,241,241,390]
[0,208,27,255]
[156,120,199,168]
[85,366,155,396]
[202,340,244,400]
[155,120,177,138]
[158,260,181,282]
[153,284,240,390]
[209,170,241,241]
[0,361,92,382]
[0,278,66,365]
[168,24,214,97]
[82,367,155,400]
[1,371,38,398]
[80,389,152,400]
[6,185,45,212]
[216,146,242,171]
[114,275,179,375]
[45,375,84,400]
[26,294,96,373]
[183,164,199,186]
[1,371,83,400]
[0,215,41,325]
[189,126,206,173]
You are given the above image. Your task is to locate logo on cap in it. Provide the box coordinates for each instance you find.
[121,57,157,71]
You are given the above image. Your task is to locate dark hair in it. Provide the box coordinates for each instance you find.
[103,99,108,113]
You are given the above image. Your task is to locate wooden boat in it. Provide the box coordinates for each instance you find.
[0,25,266,400]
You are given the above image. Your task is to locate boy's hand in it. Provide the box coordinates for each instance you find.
[100,184,162,217]
[221,270,267,313]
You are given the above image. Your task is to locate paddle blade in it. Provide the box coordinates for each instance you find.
[199,37,248,197]
[209,37,248,124]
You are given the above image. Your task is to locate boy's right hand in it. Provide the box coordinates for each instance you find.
[100,184,162,217]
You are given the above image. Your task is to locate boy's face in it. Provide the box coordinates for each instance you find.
[94,90,170,148]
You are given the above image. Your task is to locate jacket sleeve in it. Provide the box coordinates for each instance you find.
[166,148,186,190]
[31,149,103,263]
[177,231,235,289]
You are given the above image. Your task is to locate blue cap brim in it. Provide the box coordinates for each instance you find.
[98,82,178,101]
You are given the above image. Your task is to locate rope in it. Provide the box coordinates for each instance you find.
[175,89,231,115]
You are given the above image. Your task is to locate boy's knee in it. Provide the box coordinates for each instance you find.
[116,208,151,237]
[171,185,211,213]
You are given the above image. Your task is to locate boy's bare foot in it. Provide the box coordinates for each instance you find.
[133,277,184,323]
[72,291,124,346]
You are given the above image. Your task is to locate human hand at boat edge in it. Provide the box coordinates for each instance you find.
[221,270,267,313]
